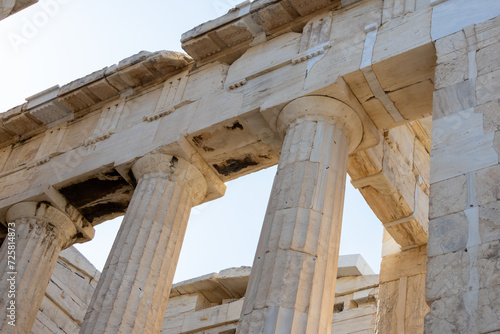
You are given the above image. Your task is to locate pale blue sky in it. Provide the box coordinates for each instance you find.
[0,0,383,283]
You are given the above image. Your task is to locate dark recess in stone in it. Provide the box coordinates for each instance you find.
[225,121,244,130]
[333,302,344,313]
[58,169,133,224]
[128,169,137,188]
[192,135,204,147]
[80,202,129,224]
[213,156,258,176]
[59,170,129,208]
[203,146,215,152]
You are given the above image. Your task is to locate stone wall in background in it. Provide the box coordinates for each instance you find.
[32,251,378,334]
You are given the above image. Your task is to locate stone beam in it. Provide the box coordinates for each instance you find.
[0,51,193,147]
[180,0,364,65]
[349,121,431,248]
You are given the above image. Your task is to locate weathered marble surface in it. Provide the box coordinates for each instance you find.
[80,154,207,334]
[426,8,500,334]
[32,251,378,334]
[32,247,100,334]
[377,230,429,334]
[0,202,79,333]
[238,97,361,333]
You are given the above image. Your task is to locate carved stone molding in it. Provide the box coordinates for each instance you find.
[6,202,77,248]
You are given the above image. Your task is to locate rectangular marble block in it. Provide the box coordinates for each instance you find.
[430,108,498,184]
[425,287,500,334]
[477,68,500,105]
[426,250,469,301]
[432,81,475,120]
[475,164,500,206]
[429,174,467,219]
[427,211,469,257]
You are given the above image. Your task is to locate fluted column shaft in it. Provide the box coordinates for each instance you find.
[238,96,362,334]
[80,154,207,334]
[0,202,77,333]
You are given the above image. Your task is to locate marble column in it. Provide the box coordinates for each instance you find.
[0,202,77,333]
[80,153,207,334]
[238,96,362,333]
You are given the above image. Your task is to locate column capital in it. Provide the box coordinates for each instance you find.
[6,201,77,248]
[132,153,208,205]
[277,96,363,153]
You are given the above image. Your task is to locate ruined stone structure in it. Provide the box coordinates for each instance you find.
[33,247,100,334]
[0,0,499,332]
[34,250,378,334]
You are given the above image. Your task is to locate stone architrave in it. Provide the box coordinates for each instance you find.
[0,202,78,333]
[238,96,363,333]
[80,153,207,334]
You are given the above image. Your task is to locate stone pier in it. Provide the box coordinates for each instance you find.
[376,230,429,333]
[0,202,79,333]
[425,13,500,334]
[80,154,207,334]
[238,96,362,333]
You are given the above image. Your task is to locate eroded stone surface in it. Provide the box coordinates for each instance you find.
[433,81,475,120]
[478,240,500,290]
[429,174,467,219]
[80,154,207,334]
[475,100,500,133]
[476,164,500,206]
[0,202,79,333]
[427,9,500,333]
[426,251,469,302]
[377,236,429,334]
[479,202,500,243]
[478,285,500,333]
[424,293,476,334]
[428,212,469,257]
[33,247,100,333]
[239,97,360,333]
